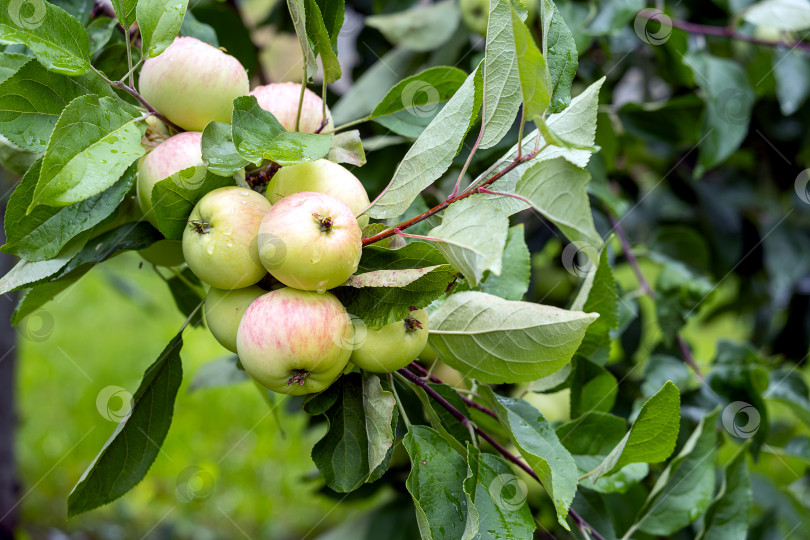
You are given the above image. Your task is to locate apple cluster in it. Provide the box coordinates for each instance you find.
[134,38,429,395]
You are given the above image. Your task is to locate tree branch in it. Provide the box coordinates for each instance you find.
[638,9,810,52]
[398,367,606,540]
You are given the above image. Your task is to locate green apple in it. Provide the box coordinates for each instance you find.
[137,131,203,227]
[350,309,429,373]
[258,191,362,292]
[460,0,537,36]
[139,37,249,131]
[266,159,370,228]
[236,287,353,395]
[250,82,334,133]
[139,239,185,267]
[204,285,265,352]
[183,187,272,289]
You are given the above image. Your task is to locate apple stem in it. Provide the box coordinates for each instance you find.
[288,370,309,386]
[188,220,212,235]
[397,367,606,540]
[312,213,334,232]
[403,316,422,332]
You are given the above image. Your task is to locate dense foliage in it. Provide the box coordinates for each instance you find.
[1,0,809,538]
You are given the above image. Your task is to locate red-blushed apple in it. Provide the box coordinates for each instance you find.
[236,287,353,395]
[139,239,185,267]
[139,37,249,131]
[183,187,272,289]
[204,285,265,352]
[266,159,371,228]
[350,309,429,372]
[137,131,203,227]
[258,192,362,292]
[250,82,333,133]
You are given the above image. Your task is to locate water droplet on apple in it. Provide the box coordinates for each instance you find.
[310,248,322,263]
[315,280,328,294]
[206,242,215,255]
[225,238,234,248]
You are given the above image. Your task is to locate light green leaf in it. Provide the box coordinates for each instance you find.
[0,0,90,75]
[634,408,721,535]
[482,387,578,529]
[286,0,319,80]
[428,291,598,383]
[366,66,482,219]
[366,0,460,53]
[328,130,366,166]
[110,0,138,28]
[362,374,397,481]
[428,195,509,286]
[741,0,810,31]
[589,381,681,480]
[30,95,145,209]
[514,158,602,249]
[136,0,190,59]
[571,249,618,361]
[303,0,341,83]
[512,8,549,122]
[0,51,28,84]
[481,224,531,300]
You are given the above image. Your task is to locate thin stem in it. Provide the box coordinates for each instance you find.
[296,68,306,132]
[408,362,497,419]
[394,228,443,243]
[516,106,526,160]
[363,148,540,247]
[390,372,412,429]
[398,368,605,540]
[637,9,810,52]
[608,212,705,380]
[119,58,143,87]
[477,187,532,206]
[451,125,485,199]
[167,266,205,299]
[323,117,366,134]
[179,300,204,333]
[321,79,328,128]
[124,30,134,88]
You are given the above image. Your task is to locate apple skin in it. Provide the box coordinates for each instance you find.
[139,239,185,267]
[460,0,537,36]
[137,131,203,227]
[204,285,265,353]
[236,287,353,395]
[250,82,334,133]
[139,37,249,131]
[183,187,272,289]
[258,191,362,292]
[266,159,370,228]
[350,309,429,372]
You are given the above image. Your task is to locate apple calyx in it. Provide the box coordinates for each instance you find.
[404,316,423,332]
[288,369,310,386]
[188,219,212,234]
[312,213,334,232]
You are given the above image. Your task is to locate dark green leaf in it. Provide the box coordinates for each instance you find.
[569,356,617,417]
[180,9,218,47]
[541,0,578,113]
[480,224,531,301]
[696,444,752,540]
[110,0,138,28]
[165,267,204,326]
[201,121,249,177]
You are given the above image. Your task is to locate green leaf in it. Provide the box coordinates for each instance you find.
[425,383,473,446]
[328,130,366,167]
[231,96,332,166]
[366,66,482,220]
[286,0,319,80]
[67,332,184,516]
[403,425,478,539]
[541,0,578,113]
[201,121,249,177]
[151,165,237,240]
[55,222,161,278]
[86,16,117,55]
[363,374,397,482]
[512,7,549,123]
[774,47,810,116]
[481,224,531,301]
[765,369,810,428]
[428,291,598,384]
[166,267,204,326]
[0,231,89,295]
[180,9,218,47]
[466,450,536,539]
[588,381,681,480]
[741,0,810,31]
[189,356,249,392]
[482,386,578,529]
[479,0,522,149]
[0,0,90,75]
[569,356,617,417]
[334,242,457,327]
[634,408,722,535]
[365,0,460,53]
[304,0,342,83]
[110,0,138,28]
[428,195,509,286]
[696,444,752,540]
[480,77,604,216]
[513,158,602,250]
[556,411,627,456]
[31,95,145,209]
[577,457,649,494]
[571,249,618,361]
[50,0,94,24]
[3,161,136,261]
[0,50,29,83]
[655,261,714,345]
[0,58,112,152]
[682,52,755,176]
[136,0,190,59]
[11,277,78,326]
